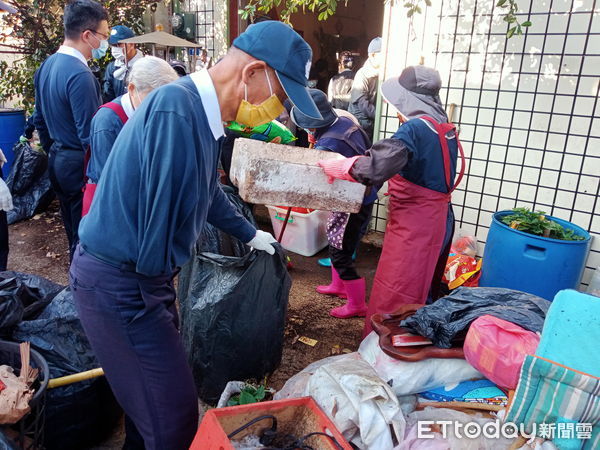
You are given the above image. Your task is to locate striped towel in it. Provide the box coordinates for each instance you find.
[506,355,600,450]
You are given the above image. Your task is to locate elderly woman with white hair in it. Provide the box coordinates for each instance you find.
[82,55,178,215]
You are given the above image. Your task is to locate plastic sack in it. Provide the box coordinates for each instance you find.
[401,287,551,348]
[178,246,291,404]
[0,271,63,338]
[451,235,478,257]
[274,353,357,401]
[5,141,47,196]
[12,287,121,449]
[464,315,540,390]
[305,355,405,449]
[6,141,55,225]
[443,255,481,289]
[226,120,296,144]
[358,332,483,396]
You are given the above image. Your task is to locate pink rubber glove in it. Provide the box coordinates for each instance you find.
[317,156,361,184]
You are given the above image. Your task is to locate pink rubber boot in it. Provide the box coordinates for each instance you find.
[330,278,367,318]
[316,267,347,299]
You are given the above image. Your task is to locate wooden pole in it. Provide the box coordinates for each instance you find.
[48,368,105,389]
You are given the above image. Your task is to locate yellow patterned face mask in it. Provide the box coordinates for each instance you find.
[235,70,284,128]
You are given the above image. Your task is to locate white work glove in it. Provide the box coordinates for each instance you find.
[0,178,13,211]
[247,230,277,255]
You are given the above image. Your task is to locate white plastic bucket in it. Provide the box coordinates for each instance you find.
[266,206,329,257]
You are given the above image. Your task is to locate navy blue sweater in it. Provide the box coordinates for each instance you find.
[33,52,102,152]
[79,76,256,276]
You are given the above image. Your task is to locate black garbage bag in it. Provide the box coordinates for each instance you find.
[6,141,54,224]
[0,271,63,337]
[6,141,47,196]
[401,287,551,348]
[197,184,257,256]
[12,288,121,450]
[178,246,291,404]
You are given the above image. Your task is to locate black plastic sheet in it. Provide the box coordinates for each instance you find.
[6,141,54,224]
[12,287,121,449]
[178,246,291,404]
[0,271,63,337]
[401,287,551,348]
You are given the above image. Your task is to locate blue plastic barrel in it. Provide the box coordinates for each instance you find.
[479,211,591,300]
[0,108,26,177]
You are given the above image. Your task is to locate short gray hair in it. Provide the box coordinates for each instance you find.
[128,56,179,94]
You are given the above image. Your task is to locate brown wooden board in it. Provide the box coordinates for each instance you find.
[371,304,465,361]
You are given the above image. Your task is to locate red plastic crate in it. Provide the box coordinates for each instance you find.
[190,397,352,450]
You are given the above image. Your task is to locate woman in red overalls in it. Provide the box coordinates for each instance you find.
[319,65,465,335]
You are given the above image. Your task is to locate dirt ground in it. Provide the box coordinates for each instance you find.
[6,201,382,447]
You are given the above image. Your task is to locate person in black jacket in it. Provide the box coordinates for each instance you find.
[328,51,356,111]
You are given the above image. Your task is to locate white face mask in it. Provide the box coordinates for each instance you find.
[111,46,124,61]
[129,89,143,110]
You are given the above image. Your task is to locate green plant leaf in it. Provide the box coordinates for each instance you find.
[507,26,516,38]
[496,0,507,6]
[239,390,257,405]
[255,385,266,401]
[521,21,532,27]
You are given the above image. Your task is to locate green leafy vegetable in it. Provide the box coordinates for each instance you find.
[500,207,585,241]
[227,384,269,407]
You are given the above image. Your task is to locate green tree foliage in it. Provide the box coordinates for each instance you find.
[0,0,150,111]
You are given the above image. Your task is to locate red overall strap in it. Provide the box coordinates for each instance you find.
[100,101,129,125]
[420,116,465,194]
[83,101,130,183]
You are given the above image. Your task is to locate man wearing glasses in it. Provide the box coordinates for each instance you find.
[33,0,109,259]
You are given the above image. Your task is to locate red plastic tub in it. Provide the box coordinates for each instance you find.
[190,397,351,449]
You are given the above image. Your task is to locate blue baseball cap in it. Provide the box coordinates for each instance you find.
[108,25,135,45]
[233,21,322,119]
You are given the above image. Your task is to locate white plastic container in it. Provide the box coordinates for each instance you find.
[266,206,329,257]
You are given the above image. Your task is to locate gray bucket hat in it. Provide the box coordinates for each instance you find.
[290,88,337,129]
[381,65,448,123]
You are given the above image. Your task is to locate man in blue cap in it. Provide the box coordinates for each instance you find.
[70,20,320,449]
[102,25,143,102]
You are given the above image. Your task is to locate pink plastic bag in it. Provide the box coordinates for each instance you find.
[464,315,540,390]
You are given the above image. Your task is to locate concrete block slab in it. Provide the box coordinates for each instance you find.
[231,138,366,213]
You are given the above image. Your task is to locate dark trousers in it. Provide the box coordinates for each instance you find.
[48,148,84,260]
[69,245,199,450]
[0,210,8,271]
[331,202,374,280]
